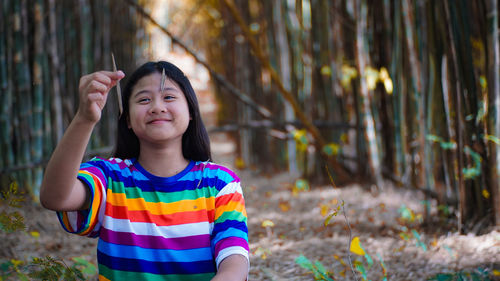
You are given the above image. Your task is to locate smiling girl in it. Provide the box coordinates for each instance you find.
[40,61,249,281]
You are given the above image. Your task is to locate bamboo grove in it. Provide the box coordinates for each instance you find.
[0,0,153,197]
[0,0,499,232]
[186,0,499,231]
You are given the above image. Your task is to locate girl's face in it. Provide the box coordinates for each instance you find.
[128,72,190,147]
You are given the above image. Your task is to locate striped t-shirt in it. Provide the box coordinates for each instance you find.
[57,157,249,281]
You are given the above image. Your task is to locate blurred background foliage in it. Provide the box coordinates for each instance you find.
[0,0,499,232]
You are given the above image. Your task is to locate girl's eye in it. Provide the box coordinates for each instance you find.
[138,98,150,103]
[164,95,175,100]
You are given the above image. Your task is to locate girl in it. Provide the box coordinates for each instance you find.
[40,61,249,281]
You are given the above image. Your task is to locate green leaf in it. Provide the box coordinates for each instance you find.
[72,257,97,276]
[426,134,443,143]
[295,255,314,271]
[463,147,482,179]
[364,253,373,267]
[439,142,457,150]
[484,134,500,145]
[16,273,30,281]
[411,229,428,252]
[428,273,454,281]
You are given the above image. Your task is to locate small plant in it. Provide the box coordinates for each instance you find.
[428,268,493,281]
[0,181,97,280]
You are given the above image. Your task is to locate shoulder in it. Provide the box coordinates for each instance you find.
[82,156,135,172]
[191,161,240,183]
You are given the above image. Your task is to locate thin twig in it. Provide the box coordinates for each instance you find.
[325,166,359,280]
[341,200,360,281]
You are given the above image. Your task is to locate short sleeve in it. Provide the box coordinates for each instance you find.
[211,169,249,268]
[56,158,108,238]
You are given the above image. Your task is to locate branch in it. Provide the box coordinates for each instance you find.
[208,120,358,133]
[121,0,272,119]
[221,0,352,182]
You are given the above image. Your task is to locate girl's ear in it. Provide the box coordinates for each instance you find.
[127,115,131,129]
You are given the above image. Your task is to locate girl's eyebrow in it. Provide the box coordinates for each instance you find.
[132,87,181,98]
[132,89,151,98]
[162,87,181,93]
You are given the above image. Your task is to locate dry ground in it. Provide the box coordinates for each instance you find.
[1,138,499,280]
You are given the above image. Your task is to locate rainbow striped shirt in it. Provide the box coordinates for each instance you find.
[57,157,249,281]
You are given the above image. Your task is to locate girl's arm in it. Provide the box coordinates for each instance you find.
[39,70,124,211]
[211,254,248,281]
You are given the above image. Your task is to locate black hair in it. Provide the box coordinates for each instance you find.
[113,61,211,161]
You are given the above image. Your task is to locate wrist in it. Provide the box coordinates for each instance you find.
[73,110,99,127]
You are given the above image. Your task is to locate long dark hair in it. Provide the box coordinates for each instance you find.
[113,61,211,161]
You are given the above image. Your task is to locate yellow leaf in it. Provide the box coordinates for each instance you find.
[365,66,379,90]
[279,201,290,212]
[320,204,329,217]
[322,143,340,156]
[324,213,335,226]
[235,157,246,169]
[341,65,358,89]
[254,247,270,260]
[321,65,332,76]
[380,67,394,94]
[340,133,348,143]
[30,231,40,238]
[493,269,500,276]
[384,79,393,94]
[10,259,23,267]
[350,236,366,256]
[482,189,490,199]
[261,220,275,228]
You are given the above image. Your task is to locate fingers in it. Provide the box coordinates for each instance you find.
[80,70,125,95]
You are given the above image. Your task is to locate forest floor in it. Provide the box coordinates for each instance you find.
[1,134,499,280]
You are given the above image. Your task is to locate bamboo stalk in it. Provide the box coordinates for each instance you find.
[31,0,45,197]
[47,0,64,144]
[222,0,352,183]
[402,0,428,217]
[12,0,33,190]
[0,0,14,170]
[390,0,405,179]
[485,0,500,225]
[354,0,383,187]
[272,0,297,175]
[443,0,466,232]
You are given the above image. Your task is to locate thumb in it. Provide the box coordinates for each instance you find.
[111,70,125,80]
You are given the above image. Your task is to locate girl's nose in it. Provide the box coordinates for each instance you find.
[149,98,167,114]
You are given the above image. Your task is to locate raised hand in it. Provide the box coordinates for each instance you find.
[76,70,125,124]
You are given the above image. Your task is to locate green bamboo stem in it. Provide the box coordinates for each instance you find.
[31,0,45,197]
[443,0,466,232]
[47,0,63,144]
[390,0,405,179]
[272,0,297,175]
[0,1,14,170]
[12,0,33,190]
[355,0,383,187]
[486,0,500,225]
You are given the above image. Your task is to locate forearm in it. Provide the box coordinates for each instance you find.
[40,116,94,211]
[211,254,248,281]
